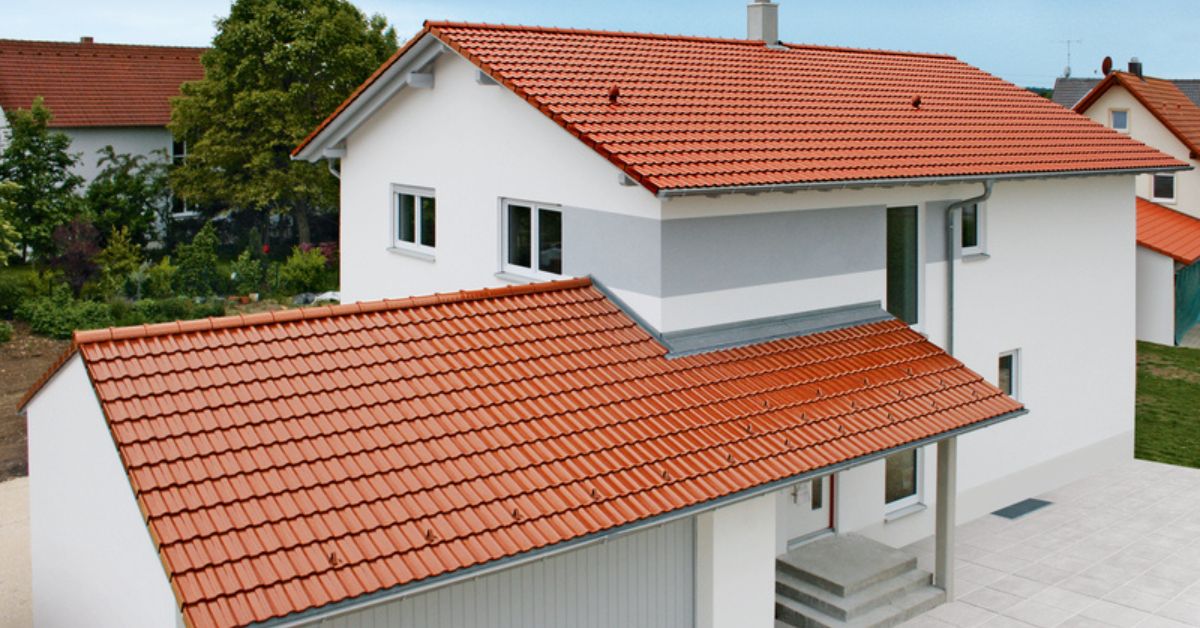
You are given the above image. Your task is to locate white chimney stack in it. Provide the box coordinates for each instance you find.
[748,0,780,45]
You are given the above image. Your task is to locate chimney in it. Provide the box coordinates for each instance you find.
[80,36,94,44]
[1128,57,1143,78]
[747,0,780,46]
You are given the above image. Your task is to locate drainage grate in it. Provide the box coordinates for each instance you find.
[991,498,1052,520]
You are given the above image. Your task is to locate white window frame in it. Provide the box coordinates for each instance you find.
[391,184,436,256]
[999,349,1021,401]
[960,202,987,258]
[500,198,563,280]
[168,138,198,218]
[1110,109,1130,132]
[1152,174,1176,204]
[883,447,924,513]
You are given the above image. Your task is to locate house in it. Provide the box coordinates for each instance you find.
[1052,72,1200,110]
[1072,63,1200,343]
[24,3,1183,627]
[0,36,204,182]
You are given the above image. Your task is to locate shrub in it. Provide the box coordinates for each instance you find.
[16,284,113,339]
[175,221,221,296]
[146,257,179,299]
[110,297,226,327]
[50,218,101,296]
[229,248,264,295]
[93,226,142,298]
[279,246,329,294]
[0,320,11,343]
[0,271,33,319]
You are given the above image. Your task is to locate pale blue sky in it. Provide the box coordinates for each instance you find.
[3,1,1197,88]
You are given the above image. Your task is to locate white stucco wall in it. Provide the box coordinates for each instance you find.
[61,126,172,183]
[1078,86,1200,215]
[695,493,775,628]
[1137,245,1177,345]
[26,356,181,628]
[0,104,9,153]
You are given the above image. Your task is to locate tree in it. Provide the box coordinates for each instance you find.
[50,219,100,297]
[175,221,221,295]
[85,146,168,247]
[94,226,143,297]
[0,97,83,262]
[169,0,397,244]
[0,182,22,264]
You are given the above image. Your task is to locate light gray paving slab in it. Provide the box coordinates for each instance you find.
[1002,599,1077,628]
[1077,600,1148,627]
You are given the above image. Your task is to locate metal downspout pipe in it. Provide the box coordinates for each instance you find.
[944,180,994,356]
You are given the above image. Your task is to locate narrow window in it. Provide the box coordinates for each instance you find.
[887,206,919,324]
[999,350,1020,399]
[884,449,920,509]
[503,199,563,279]
[1153,174,1176,203]
[1110,109,1129,132]
[810,478,823,510]
[392,186,436,253]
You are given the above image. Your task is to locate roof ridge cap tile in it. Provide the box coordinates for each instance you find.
[67,277,593,346]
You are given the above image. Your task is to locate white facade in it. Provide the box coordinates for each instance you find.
[1136,246,1177,345]
[61,126,173,183]
[25,356,182,628]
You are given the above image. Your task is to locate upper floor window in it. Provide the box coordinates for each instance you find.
[886,206,919,324]
[1110,109,1129,132]
[1153,174,1176,203]
[961,203,986,257]
[393,185,436,253]
[168,138,193,216]
[503,199,562,279]
[999,350,1020,400]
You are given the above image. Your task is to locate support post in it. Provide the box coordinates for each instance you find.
[934,437,958,599]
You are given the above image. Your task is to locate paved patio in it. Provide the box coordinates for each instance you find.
[901,459,1200,628]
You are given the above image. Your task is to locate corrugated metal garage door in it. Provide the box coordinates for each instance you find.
[309,519,694,628]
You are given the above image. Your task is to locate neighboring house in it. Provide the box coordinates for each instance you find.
[23,4,1182,628]
[0,36,203,182]
[1052,69,1200,110]
[1073,67,1200,343]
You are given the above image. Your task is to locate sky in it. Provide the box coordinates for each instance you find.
[2,0,1198,88]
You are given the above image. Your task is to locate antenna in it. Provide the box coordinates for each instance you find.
[1059,39,1083,77]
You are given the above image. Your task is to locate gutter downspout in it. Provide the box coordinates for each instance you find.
[322,147,346,180]
[945,180,994,356]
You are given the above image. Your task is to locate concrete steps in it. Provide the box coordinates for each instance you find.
[774,533,946,628]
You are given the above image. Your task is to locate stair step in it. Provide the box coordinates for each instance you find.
[775,585,945,628]
[776,568,932,621]
[776,534,917,596]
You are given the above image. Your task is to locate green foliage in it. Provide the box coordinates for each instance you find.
[1136,342,1200,469]
[93,227,143,298]
[0,97,84,262]
[0,320,11,343]
[229,248,264,294]
[279,245,328,293]
[50,219,101,297]
[0,268,33,318]
[108,297,226,327]
[146,257,180,298]
[169,0,397,243]
[16,284,113,339]
[84,146,168,246]
[175,222,221,295]
[0,182,23,264]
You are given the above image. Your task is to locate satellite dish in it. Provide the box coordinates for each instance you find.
[1102,56,1113,75]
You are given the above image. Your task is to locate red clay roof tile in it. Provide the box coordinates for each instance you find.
[1076,72,1200,159]
[26,277,1022,627]
[1137,197,1200,264]
[0,38,204,127]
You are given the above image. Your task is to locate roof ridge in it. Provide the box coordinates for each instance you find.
[424,20,955,60]
[0,38,207,52]
[71,277,593,346]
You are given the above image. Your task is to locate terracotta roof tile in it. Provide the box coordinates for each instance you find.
[1137,197,1200,264]
[1076,72,1200,159]
[25,277,1023,627]
[296,22,1183,191]
[0,38,204,127]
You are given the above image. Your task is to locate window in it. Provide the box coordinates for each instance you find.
[886,206,919,324]
[960,203,986,256]
[1110,109,1129,132]
[169,139,192,216]
[884,449,921,510]
[1153,174,1176,203]
[502,199,562,278]
[999,350,1020,400]
[392,186,436,253]
[810,477,823,510]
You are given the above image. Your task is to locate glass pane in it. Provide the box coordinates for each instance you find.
[420,196,436,247]
[810,478,823,510]
[538,209,562,274]
[961,205,979,249]
[884,450,917,504]
[1112,110,1128,129]
[999,354,1014,396]
[886,206,919,324]
[397,194,416,243]
[507,204,532,267]
[1154,175,1175,200]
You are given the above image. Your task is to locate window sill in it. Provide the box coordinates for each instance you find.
[962,252,990,263]
[494,271,540,285]
[387,246,435,262]
[884,502,927,523]
[1152,199,1177,205]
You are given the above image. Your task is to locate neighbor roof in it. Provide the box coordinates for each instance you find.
[0,38,204,127]
[24,278,1021,628]
[296,22,1183,194]
[1053,76,1200,109]
[1137,197,1200,265]
[1075,72,1200,159]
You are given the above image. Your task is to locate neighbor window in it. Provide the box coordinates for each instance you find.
[1153,174,1176,203]
[392,186,436,253]
[502,199,562,278]
[885,449,921,510]
[1110,109,1129,132]
[960,203,985,256]
[169,138,192,216]
[999,350,1020,399]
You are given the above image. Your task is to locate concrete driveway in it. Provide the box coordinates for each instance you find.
[0,477,30,628]
[902,459,1200,627]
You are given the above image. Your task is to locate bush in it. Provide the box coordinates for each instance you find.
[0,271,33,319]
[110,297,225,327]
[279,246,329,294]
[0,320,11,343]
[175,222,221,296]
[16,284,113,339]
[93,226,142,298]
[50,218,101,296]
[146,257,179,299]
[229,249,263,295]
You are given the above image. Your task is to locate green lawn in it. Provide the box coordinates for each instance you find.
[1136,341,1200,469]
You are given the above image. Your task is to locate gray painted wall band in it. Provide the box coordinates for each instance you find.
[563,207,662,296]
[925,200,952,263]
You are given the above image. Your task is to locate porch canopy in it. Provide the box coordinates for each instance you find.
[23,277,1023,628]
